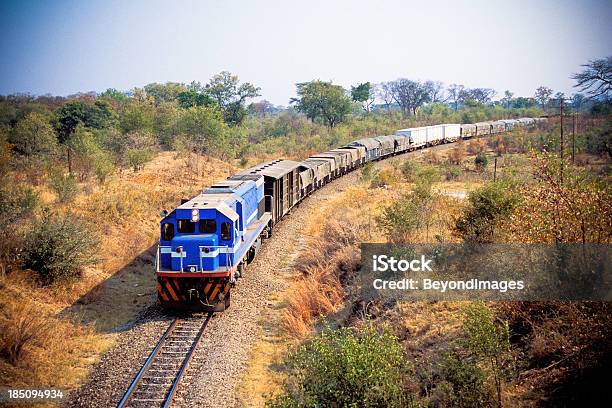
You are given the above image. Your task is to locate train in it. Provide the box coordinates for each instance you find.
[155,117,545,312]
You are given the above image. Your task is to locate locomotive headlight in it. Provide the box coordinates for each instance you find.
[191,209,199,222]
[189,266,196,272]
[204,247,210,253]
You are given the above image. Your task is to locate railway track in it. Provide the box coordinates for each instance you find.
[116,313,213,408]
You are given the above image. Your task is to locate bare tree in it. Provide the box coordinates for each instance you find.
[447,83,465,111]
[535,86,553,110]
[571,56,612,100]
[424,80,447,103]
[375,82,395,110]
[502,90,514,109]
[463,88,496,104]
[390,79,431,116]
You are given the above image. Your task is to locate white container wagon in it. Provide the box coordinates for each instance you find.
[426,125,444,145]
[460,124,477,138]
[442,124,461,142]
[396,127,428,149]
[491,121,505,134]
[499,119,518,131]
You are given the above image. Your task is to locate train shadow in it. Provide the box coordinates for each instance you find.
[59,244,184,334]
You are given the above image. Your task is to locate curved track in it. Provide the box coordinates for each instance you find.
[116,313,213,408]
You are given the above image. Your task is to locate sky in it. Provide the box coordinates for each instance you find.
[0,0,611,105]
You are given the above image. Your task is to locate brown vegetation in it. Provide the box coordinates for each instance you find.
[0,151,236,391]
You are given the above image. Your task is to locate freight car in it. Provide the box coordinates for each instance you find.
[156,117,546,312]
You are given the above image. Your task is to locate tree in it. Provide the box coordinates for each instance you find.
[68,125,116,181]
[571,93,586,111]
[463,88,496,104]
[424,80,446,103]
[512,96,537,109]
[176,89,217,109]
[454,182,520,243]
[248,100,275,116]
[501,90,514,109]
[143,82,187,105]
[351,82,375,112]
[535,86,553,110]
[10,112,57,156]
[390,79,430,116]
[99,88,129,105]
[293,80,352,128]
[375,82,395,110]
[205,71,260,125]
[571,56,612,100]
[448,83,465,111]
[178,105,228,156]
[55,100,114,143]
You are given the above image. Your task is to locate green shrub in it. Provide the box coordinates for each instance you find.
[370,168,398,188]
[461,302,513,407]
[22,213,98,283]
[268,325,411,408]
[94,154,115,183]
[454,182,520,243]
[583,123,611,158]
[0,185,39,229]
[440,352,490,407]
[126,148,154,172]
[9,112,57,157]
[413,165,440,199]
[360,162,378,182]
[442,164,462,181]
[401,160,416,181]
[377,193,425,243]
[474,152,488,170]
[49,171,79,203]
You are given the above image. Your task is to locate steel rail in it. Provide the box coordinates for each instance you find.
[116,312,213,408]
[117,318,179,408]
[162,312,213,408]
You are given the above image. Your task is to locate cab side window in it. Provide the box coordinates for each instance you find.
[177,219,195,233]
[221,222,231,241]
[161,223,174,241]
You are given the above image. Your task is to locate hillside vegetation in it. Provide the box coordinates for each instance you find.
[261,121,612,407]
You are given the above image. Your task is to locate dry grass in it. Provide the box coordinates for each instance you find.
[0,285,112,391]
[447,144,467,165]
[282,220,364,338]
[1,151,237,391]
[467,138,487,154]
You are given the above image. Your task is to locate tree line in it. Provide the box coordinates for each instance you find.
[290,56,611,128]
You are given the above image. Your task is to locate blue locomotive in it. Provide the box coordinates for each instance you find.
[157,175,271,311]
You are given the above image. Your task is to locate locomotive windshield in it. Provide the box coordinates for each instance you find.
[199,219,216,234]
[177,219,195,233]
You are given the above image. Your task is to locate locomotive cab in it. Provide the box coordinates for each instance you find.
[158,204,240,274]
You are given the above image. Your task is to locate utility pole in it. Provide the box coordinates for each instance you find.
[493,157,497,182]
[560,98,564,183]
[572,113,576,164]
